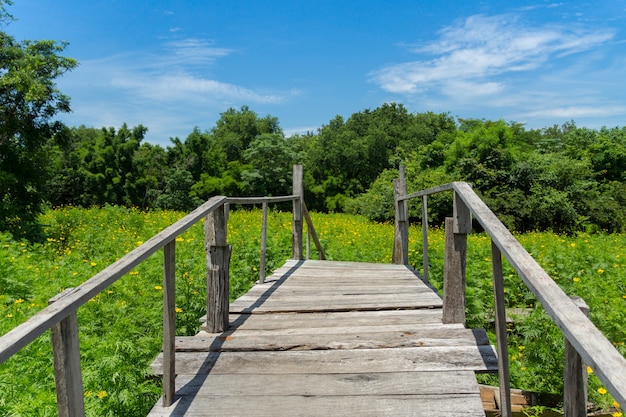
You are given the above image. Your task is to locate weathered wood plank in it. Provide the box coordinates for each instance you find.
[161,370,482,396]
[152,345,498,375]
[228,297,443,313]
[200,309,453,331]
[148,393,486,417]
[172,328,490,352]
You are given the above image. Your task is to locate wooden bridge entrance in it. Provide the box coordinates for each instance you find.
[148,259,497,416]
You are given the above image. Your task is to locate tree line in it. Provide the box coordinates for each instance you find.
[33,104,626,237]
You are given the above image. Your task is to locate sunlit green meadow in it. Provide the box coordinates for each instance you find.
[0,206,624,416]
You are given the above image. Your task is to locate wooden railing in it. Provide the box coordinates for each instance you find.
[0,165,324,416]
[393,178,626,417]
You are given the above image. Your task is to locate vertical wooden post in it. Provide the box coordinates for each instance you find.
[393,167,408,265]
[205,204,231,333]
[306,225,311,260]
[442,217,467,324]
[49,290,85,417]
[564,296,590,417]
[421,195,429,283]
[162,240,176,407]
[259,201,268,283]
[292,164,304,260]
[492,242,512,417]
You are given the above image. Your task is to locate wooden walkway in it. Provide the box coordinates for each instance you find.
[148,260,498,416]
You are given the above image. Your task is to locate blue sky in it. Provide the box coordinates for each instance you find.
[7,1,626,145]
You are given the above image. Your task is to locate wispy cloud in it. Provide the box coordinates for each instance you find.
[60,37,295,142]
[370,13,615,97]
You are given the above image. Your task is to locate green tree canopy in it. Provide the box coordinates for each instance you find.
[0,2,77,236]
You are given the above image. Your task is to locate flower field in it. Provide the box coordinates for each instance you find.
[0,206,624,416]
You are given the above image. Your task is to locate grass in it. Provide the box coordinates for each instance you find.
[0,206,624,416]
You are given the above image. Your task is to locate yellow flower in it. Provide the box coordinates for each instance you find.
[175,307,183,313]
[613,401,620,408]
[154,285,163,290]
[96,390,107,399]
[612,412,622,417]
[14,299,24,304]
[570,243,576,247]
[598,387,608,395]
[6,313,13,318]
[90,262,97,267]
[573,277,580,282]
[598,268,605,273]
[587,366,593,374]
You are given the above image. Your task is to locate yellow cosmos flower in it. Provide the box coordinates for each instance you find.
[598,387,608,395]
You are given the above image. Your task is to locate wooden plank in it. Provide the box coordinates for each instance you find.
[201,309,451,331]
[172,328,490,352]
[228,299,443,313]
[152,345,498,375]
[225,195,297,204]
[453,181,626,405]
[232,292,439,303]
[147,371,487,417]
[160,370,481,396]
[147,393,486,417]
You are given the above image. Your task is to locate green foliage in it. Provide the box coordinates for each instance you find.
[0,16,77,237]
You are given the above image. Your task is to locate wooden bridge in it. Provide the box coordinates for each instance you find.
[1,165,625,417]
[148,259,497,416]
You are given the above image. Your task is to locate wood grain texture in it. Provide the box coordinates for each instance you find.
[150,259,496,416]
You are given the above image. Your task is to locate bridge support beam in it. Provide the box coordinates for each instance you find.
[564,296,590,417]
[292,164,304,260]
[442,217,467,325]
[50,289,85,417]
[205,204,231,333]
[393,167,409,265]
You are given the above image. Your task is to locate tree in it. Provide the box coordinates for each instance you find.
[0,1,77,236]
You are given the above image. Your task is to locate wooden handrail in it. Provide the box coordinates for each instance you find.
[0,164,326,414]
[0,195,228,364]
[397,180,626,411]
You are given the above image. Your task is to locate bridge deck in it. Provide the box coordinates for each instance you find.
[148,260,497,416]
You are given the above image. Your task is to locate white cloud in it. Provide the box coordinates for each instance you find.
[111,73,286,104]
[370,13,615,98]
[517,105,626,119]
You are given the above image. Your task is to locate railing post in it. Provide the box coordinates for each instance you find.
[393,167,409,265]
[421,194,429,283]
[491,242,512,417]
[442,191,471,324]
[442,217,466,324]
[49,289,85,417]
[564,296,590,417]
[292,164,304,260]
[162,240,176,407]
[259,201,268,283]
[205,204,231,333]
